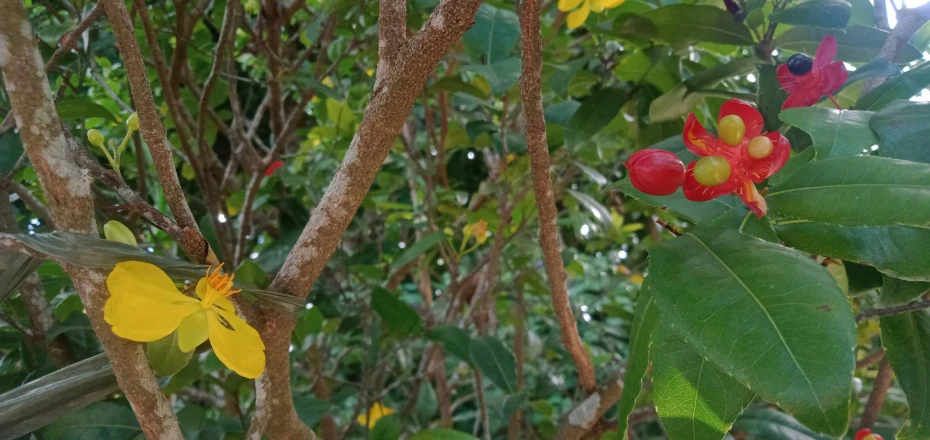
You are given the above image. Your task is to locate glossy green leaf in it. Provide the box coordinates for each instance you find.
[767,156,930,227]
[370,414,402,440]
[427,325,473,364]
[294,396,332,428]
[43,402,140,440]
[567,189,614,232]
[411,429,480,440]
[56,98,119,123]
[856,62,930,110]
[549,59,588,97]
[871,100,930,163]
[652,322,755,440]
[881,275,930,307]
[565,86,629,148]
[775,221,930,282]
[462,3,519,64]
[616,280,659,437]
[649,59,758,122]
[758,65,789,131]
[846,262,884,295]
[732,407,834,440]
[371,287,423,336]
[462,58,522,95]
[389,231,445,276]
[429,77,487,100]
[639,5,754,45]
[779,107,876,159]
[767,147,816,187]
[881,310,930,439]
[775,26,922,63]
[844,58,900,87]
[469,336,517,393]
[649,227,855,436]
[146,330,195,377]
[769,0,851,28]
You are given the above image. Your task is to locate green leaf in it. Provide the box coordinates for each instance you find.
[0,131,24,174]
[146,329,195,377]
[856,62,930,110]
[639,5,754,45]
[294,396,332,428]
[871,100,930,163]
[43,402,141,440]
[846,262,884,295]
[758,65,790,131]
[775,26,922,63]
[427,325,473,364]
[370,414,402,440]
[567,189,614,232]
[469,336,517,393]
[881,275,930,307]
[389,231,445,276]
[462,3,520,64]
[56,98,119,123]
[774,222,930,282]
[429,77,487,100]
[767,147,815,187]
[649,59,758,122]
[769,0,851,28]
[294,306,325,342]
[649,227,855,436]
[371,287,423,336]
[652,322,755,440]
[844,58,900,87]
[732,407,834,440]
[411,429,480,440]
[767,156,930,227]
[880,310,930,439]
[565,86,629,149]
[779,107,876,159]
[614,179,740,225]
[549,59,588,97]
[325,98,355,131]
[462,58,522,95]
[234,259,266,289]
[616,282,659,437]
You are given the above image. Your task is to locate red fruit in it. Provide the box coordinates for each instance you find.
[855,429,883,440]
[264,160,284,176]
[625,149,685,196]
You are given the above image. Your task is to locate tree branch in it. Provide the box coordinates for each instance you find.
[101,0,210,263]
[862,3,930,94]
[376,0,406,91]
[857,298,930,322]
[247,1,484,438]
[554,371,625,440]
[519,0,596,393]
[0,4,183,437]
[859,358,893,430]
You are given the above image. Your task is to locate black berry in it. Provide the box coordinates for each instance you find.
[787,54,813,75]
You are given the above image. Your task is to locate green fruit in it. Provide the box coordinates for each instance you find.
[748,136,774,159]
[693,156,731,186]
[718,115,745,146]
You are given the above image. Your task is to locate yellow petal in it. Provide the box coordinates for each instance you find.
[598,0,625,8]
[195,278,234,312]
[558,0,584,12]
[588,0,604,13]
[177,310,209,352]
[566,5,590,29]
[207,308,265,378]
[104,293,200,342]
[357,403,394,428]
[107,261,195,304]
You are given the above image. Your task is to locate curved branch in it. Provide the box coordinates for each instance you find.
[519,0,596,393]
[0,4,183,438]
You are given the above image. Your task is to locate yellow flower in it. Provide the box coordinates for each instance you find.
[104,261,266,378]
[356,402,394,428]
[558,0,625,29]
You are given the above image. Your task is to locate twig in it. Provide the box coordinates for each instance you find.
[5,179,54,227]
[859,358,893,430]
[45,3,105,72]
[508,281,527,440]
[655,219,682,237]
[102,0,209,263]
[554,371,626,440]
[519,0,596,393]
[857,299,930,322]
[857,348,885,370]
[862,3,930,94]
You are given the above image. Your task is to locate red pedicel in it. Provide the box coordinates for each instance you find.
[625,149,685,196]
[264,160,284,176]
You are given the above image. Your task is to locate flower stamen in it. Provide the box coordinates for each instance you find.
[202,263,241,308]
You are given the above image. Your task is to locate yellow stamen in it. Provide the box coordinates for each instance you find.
[201,263,240,308]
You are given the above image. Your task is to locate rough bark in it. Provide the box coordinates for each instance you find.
[519,0,596,393]
[554,372,625,440]
[0,3,183,438]
[246,1,484,437]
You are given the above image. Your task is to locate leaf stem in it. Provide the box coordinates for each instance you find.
[828,94,843,110]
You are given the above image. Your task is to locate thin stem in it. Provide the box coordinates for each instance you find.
[828,94,843,110]
[857,298,930,322]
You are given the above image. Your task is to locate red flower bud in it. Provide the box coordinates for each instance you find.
[264,160,284,176]
[855,429,883,440]
[625,149,685,196]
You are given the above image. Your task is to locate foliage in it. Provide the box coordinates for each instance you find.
[1,0,929,439]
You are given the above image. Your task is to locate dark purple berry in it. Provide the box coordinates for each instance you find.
[787,54,813,75]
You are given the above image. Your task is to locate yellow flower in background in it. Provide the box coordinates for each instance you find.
[357,402,394,428]
[559,0,625,29]
[629,274,644,285]
[471,219,489,244]
[104,261,265,378]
